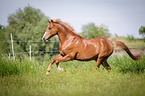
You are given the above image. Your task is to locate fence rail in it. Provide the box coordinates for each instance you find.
[0,33,60,60]
[0,41,60,56]
[0,41,59,42]
[0,33,144,60]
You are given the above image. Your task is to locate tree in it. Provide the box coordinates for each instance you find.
[80,23,110,39]
[5,6,59,57]
[139,26,145,38]
[127,34,135,41]
[0,25,9,54]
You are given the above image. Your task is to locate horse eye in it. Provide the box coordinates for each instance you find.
[49,28,51,30]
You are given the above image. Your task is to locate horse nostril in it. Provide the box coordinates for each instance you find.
[42,38,45,41]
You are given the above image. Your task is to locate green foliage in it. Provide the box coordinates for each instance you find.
[6,6,46,53]
[127,34,135,41]
[0,57,19,76]
[0,56,39,77]
[0,55,145,96]
[4,6,59,57]
[80,23,111,39]
[0,25,3,30]
[139,26,145,38]
[0,25,9,54]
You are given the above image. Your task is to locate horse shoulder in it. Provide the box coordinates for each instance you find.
[60,36,81,57]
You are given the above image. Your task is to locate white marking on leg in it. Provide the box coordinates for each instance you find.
[57,65,64,71]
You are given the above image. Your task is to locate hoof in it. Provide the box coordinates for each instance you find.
[93,69,96,72]
[61,68,65,71]
[58,68,65,71]
[46,72,50,75]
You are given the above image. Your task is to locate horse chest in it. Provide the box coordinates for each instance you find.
[59,43,73,55]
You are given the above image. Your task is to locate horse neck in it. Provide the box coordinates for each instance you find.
[57,24,76,44]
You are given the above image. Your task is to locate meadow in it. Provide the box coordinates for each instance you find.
[109,36,145,48]
[0,54,145,96]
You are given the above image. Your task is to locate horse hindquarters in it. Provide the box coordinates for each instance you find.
[93,38,113,71]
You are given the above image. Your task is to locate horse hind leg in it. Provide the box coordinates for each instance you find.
[102,60,111,71]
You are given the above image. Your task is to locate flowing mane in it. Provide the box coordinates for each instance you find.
[53,19,82,37]
[54,19,75,31]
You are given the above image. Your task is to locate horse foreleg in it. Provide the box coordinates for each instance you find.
[56,63,65,71]
[46,59,55,75]
[55,55,72,71]
[55,55,72,63]
[46,54,62,75]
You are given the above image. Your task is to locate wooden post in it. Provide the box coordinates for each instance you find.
[11,33,15,60]
[30,45,31,61]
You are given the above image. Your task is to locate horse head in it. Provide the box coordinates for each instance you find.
[42,19,58,42]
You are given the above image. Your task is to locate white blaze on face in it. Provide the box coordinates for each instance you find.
[42,32,49,42]
[42,32,47,39]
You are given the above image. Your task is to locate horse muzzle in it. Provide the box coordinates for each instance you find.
[42,37,49,42]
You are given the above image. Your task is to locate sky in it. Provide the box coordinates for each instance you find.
[0,0,145,38]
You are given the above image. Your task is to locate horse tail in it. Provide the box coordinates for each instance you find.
[112,41,142,61]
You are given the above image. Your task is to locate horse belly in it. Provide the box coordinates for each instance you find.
[76,45,99,61]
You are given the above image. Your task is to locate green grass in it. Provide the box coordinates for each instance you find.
[0,54,145,96]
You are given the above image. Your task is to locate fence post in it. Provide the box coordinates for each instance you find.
[30,45,31,61]
[11,33,15,60]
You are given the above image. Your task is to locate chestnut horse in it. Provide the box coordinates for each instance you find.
[42,19,142,75]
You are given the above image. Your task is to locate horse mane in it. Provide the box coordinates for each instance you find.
[53,19,82,37]
[53,19,75,31]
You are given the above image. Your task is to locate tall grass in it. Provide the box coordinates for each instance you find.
[0,57,39,77]
[0,55,145,96]
[109,54,145,73]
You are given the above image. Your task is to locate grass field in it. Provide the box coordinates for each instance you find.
[0,54,145,96]
[109,37,145,48]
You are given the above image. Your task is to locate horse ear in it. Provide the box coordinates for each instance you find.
[51,19,54,23]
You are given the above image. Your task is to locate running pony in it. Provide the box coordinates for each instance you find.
[42,19,142,75]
